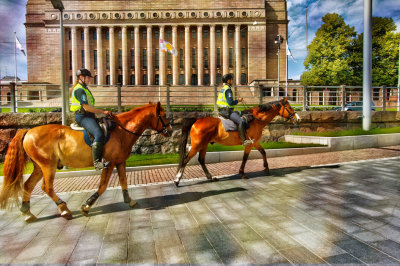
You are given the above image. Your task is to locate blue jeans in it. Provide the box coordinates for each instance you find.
[75,114,104,143]
[229,111,244,125]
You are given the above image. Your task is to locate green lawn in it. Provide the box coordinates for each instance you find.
[0,141,323,176]
[292,127,400,137]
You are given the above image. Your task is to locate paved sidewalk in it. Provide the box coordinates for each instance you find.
[0,156,399,264]
[28,145,400,195]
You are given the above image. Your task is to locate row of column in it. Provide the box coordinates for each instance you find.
[70,24,244,86]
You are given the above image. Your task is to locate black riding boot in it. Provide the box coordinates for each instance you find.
[238,122,253,146]
[92,142,110,170]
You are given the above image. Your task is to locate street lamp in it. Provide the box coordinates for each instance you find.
[50,0,67,125]
[274,34,284,99]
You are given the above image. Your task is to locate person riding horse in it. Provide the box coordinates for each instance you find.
[216,73,253,146]
[70,68,111,170]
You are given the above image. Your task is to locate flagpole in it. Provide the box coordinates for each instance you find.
[397,42,400,112]
[14,32,18,112]
[285,40,288,97]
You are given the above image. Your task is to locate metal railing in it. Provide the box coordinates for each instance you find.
[1,83,399,112]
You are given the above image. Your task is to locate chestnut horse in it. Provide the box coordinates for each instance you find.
[174,97,300,186]
[0,102,172,222]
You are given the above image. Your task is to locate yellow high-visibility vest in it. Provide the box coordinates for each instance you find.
[216,85,235,108]
[70,83,95,112]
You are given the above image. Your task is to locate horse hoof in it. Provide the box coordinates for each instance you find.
[264,169,270,176]
[211,177,218,182]
[174,181,179,187]
[81,205,90,216]
[24,214,37,223]
[241,174,248,179]
[129,199,137,208]
[61,210,73,220]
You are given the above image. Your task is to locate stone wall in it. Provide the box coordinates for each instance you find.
[1,111,400,161]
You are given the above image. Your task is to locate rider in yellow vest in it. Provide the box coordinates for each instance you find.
[70,68,111,170]
[217,74,253,146]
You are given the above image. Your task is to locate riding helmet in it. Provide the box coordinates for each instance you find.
[76,68,93,78]
[222,73,234,83]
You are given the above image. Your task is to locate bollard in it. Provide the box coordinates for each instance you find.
[117,83,122,113]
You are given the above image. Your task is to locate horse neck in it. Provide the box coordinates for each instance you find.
[116,106,154,140]
[253,108,280,128]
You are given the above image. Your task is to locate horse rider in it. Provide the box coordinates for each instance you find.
[70,68,111,170]
[216,73,253,146]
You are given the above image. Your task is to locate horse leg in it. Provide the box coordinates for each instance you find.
[174,146,199,187]
[198,148,216,182]
[116,162,137,208]
[239,145,253,179]
[41,166,72,220]
[20,162,42,223]
[81,164,114,216]
[254,142,270,175]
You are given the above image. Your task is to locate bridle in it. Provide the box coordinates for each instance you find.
[113,107,171,137]
[278,101,296,121]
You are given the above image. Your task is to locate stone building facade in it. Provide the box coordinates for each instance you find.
[25,0,288,86]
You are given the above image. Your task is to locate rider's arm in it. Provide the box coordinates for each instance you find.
[81,104,109,115]
[74,89,109,115]
[225,89,238,106]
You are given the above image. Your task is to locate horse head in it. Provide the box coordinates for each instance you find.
[151,102,173,137]
[253,97,300,124]
[277,97,301,124]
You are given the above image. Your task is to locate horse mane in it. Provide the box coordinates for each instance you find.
[116,103,155,122]
[255,100,281,113]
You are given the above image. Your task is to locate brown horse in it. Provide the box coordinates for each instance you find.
[174,97,300,186]
[0,102,172,222]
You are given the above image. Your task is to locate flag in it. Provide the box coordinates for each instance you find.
[15,36,26,56]
[286,45,296,63]
[160,39,177,56]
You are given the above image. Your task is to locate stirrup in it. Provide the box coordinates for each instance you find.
[94,160,110,170]
[242,139,254,146]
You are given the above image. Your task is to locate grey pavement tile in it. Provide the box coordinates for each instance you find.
[97,238,128,264]
[151,219,175,229]
[155,244,189,264]
[41,239,78,263]
[68,243,102,263]
[353,230,387,242]
[241,240,290,264]
[153,226,181,248]
[279,246,326,264]
[129,226,153,243]
[225,222,263,242]
[12,236,57,263]
[186,248,222,264]
[259,229,301,250]
[370,239,400,260]
[171,212,199,230]
[177,229,214,251]
[324,252,366,264]
[127,242,157,264]
[243,216,274,233]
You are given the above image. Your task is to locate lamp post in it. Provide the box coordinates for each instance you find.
[275,34,284,100]
[50,0,67,125]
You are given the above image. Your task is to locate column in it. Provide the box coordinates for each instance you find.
[83,26,90,70]
[71,26,78,83]
[122,26,128,85]
[222,25,228,75]
[197,25,203,86]
[159,25,166,86]
[134,26,140,85]
[184,25,191,86]
[210,25,216,86]
[109,26,115,85]
[235,25,241,85]
[172,25,178,85]
[147,26,153,85]
[96,26,103,85]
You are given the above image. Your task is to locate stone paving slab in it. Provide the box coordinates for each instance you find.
[0,156,400,264]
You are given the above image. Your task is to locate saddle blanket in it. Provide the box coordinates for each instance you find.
[219,116,239,132]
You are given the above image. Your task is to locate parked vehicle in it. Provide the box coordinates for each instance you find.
[334,101,376,111]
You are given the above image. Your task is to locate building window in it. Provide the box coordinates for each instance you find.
[166,30,171,39]
[131,49,135,69]
[154,29,159,39]
[241,29,246,38]
[204,48,209,69]
[130,30,134,40]
[241,48,246,67]
[179,29,184,39]
[118,49,122,69]
[240,73,247,84]
[216,29,221,39]
[168,53,172,69]
[143,49,147,68]
[155,49,159,69]
[204,29,209,39]
[228,29,233,38]
[69,50,72,70]
[180,49,184,69]
[105,30,109,40]
[118,75,122,84]
[94,75,97,84]
[192,29,196,39]
[106,75,110,85]
[81,50,85,68]
[93,30,97,40]
[191,74,197,85]
[179,74,184,85]
[143,74,148,85]
[217,48,221,68]
[143,30,147,40]
[204,74,210,85]
[68,30,71,40]
[229,48,233,68]
[155,74,159,85]
[118,31,122,40]
[216,73,222,84]
[167,74,172,84]
[131,74,135,85]
[94,50,97,69]
[106,50,110,69]
[69,75,72,84]
[81,31,84,40]
[192,48,196,68]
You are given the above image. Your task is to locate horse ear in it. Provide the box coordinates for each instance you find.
[156,101,161,112]
[149,101,153,105]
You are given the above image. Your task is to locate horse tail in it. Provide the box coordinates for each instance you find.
[0,129,29,209]
[178,118,197,168]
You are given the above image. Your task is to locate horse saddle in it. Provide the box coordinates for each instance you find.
[219,113,254,132]
[70,117,116,147]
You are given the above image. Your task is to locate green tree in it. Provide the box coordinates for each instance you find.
[301,13,358,86]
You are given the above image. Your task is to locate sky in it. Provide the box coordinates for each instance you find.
[0,0,399,81]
